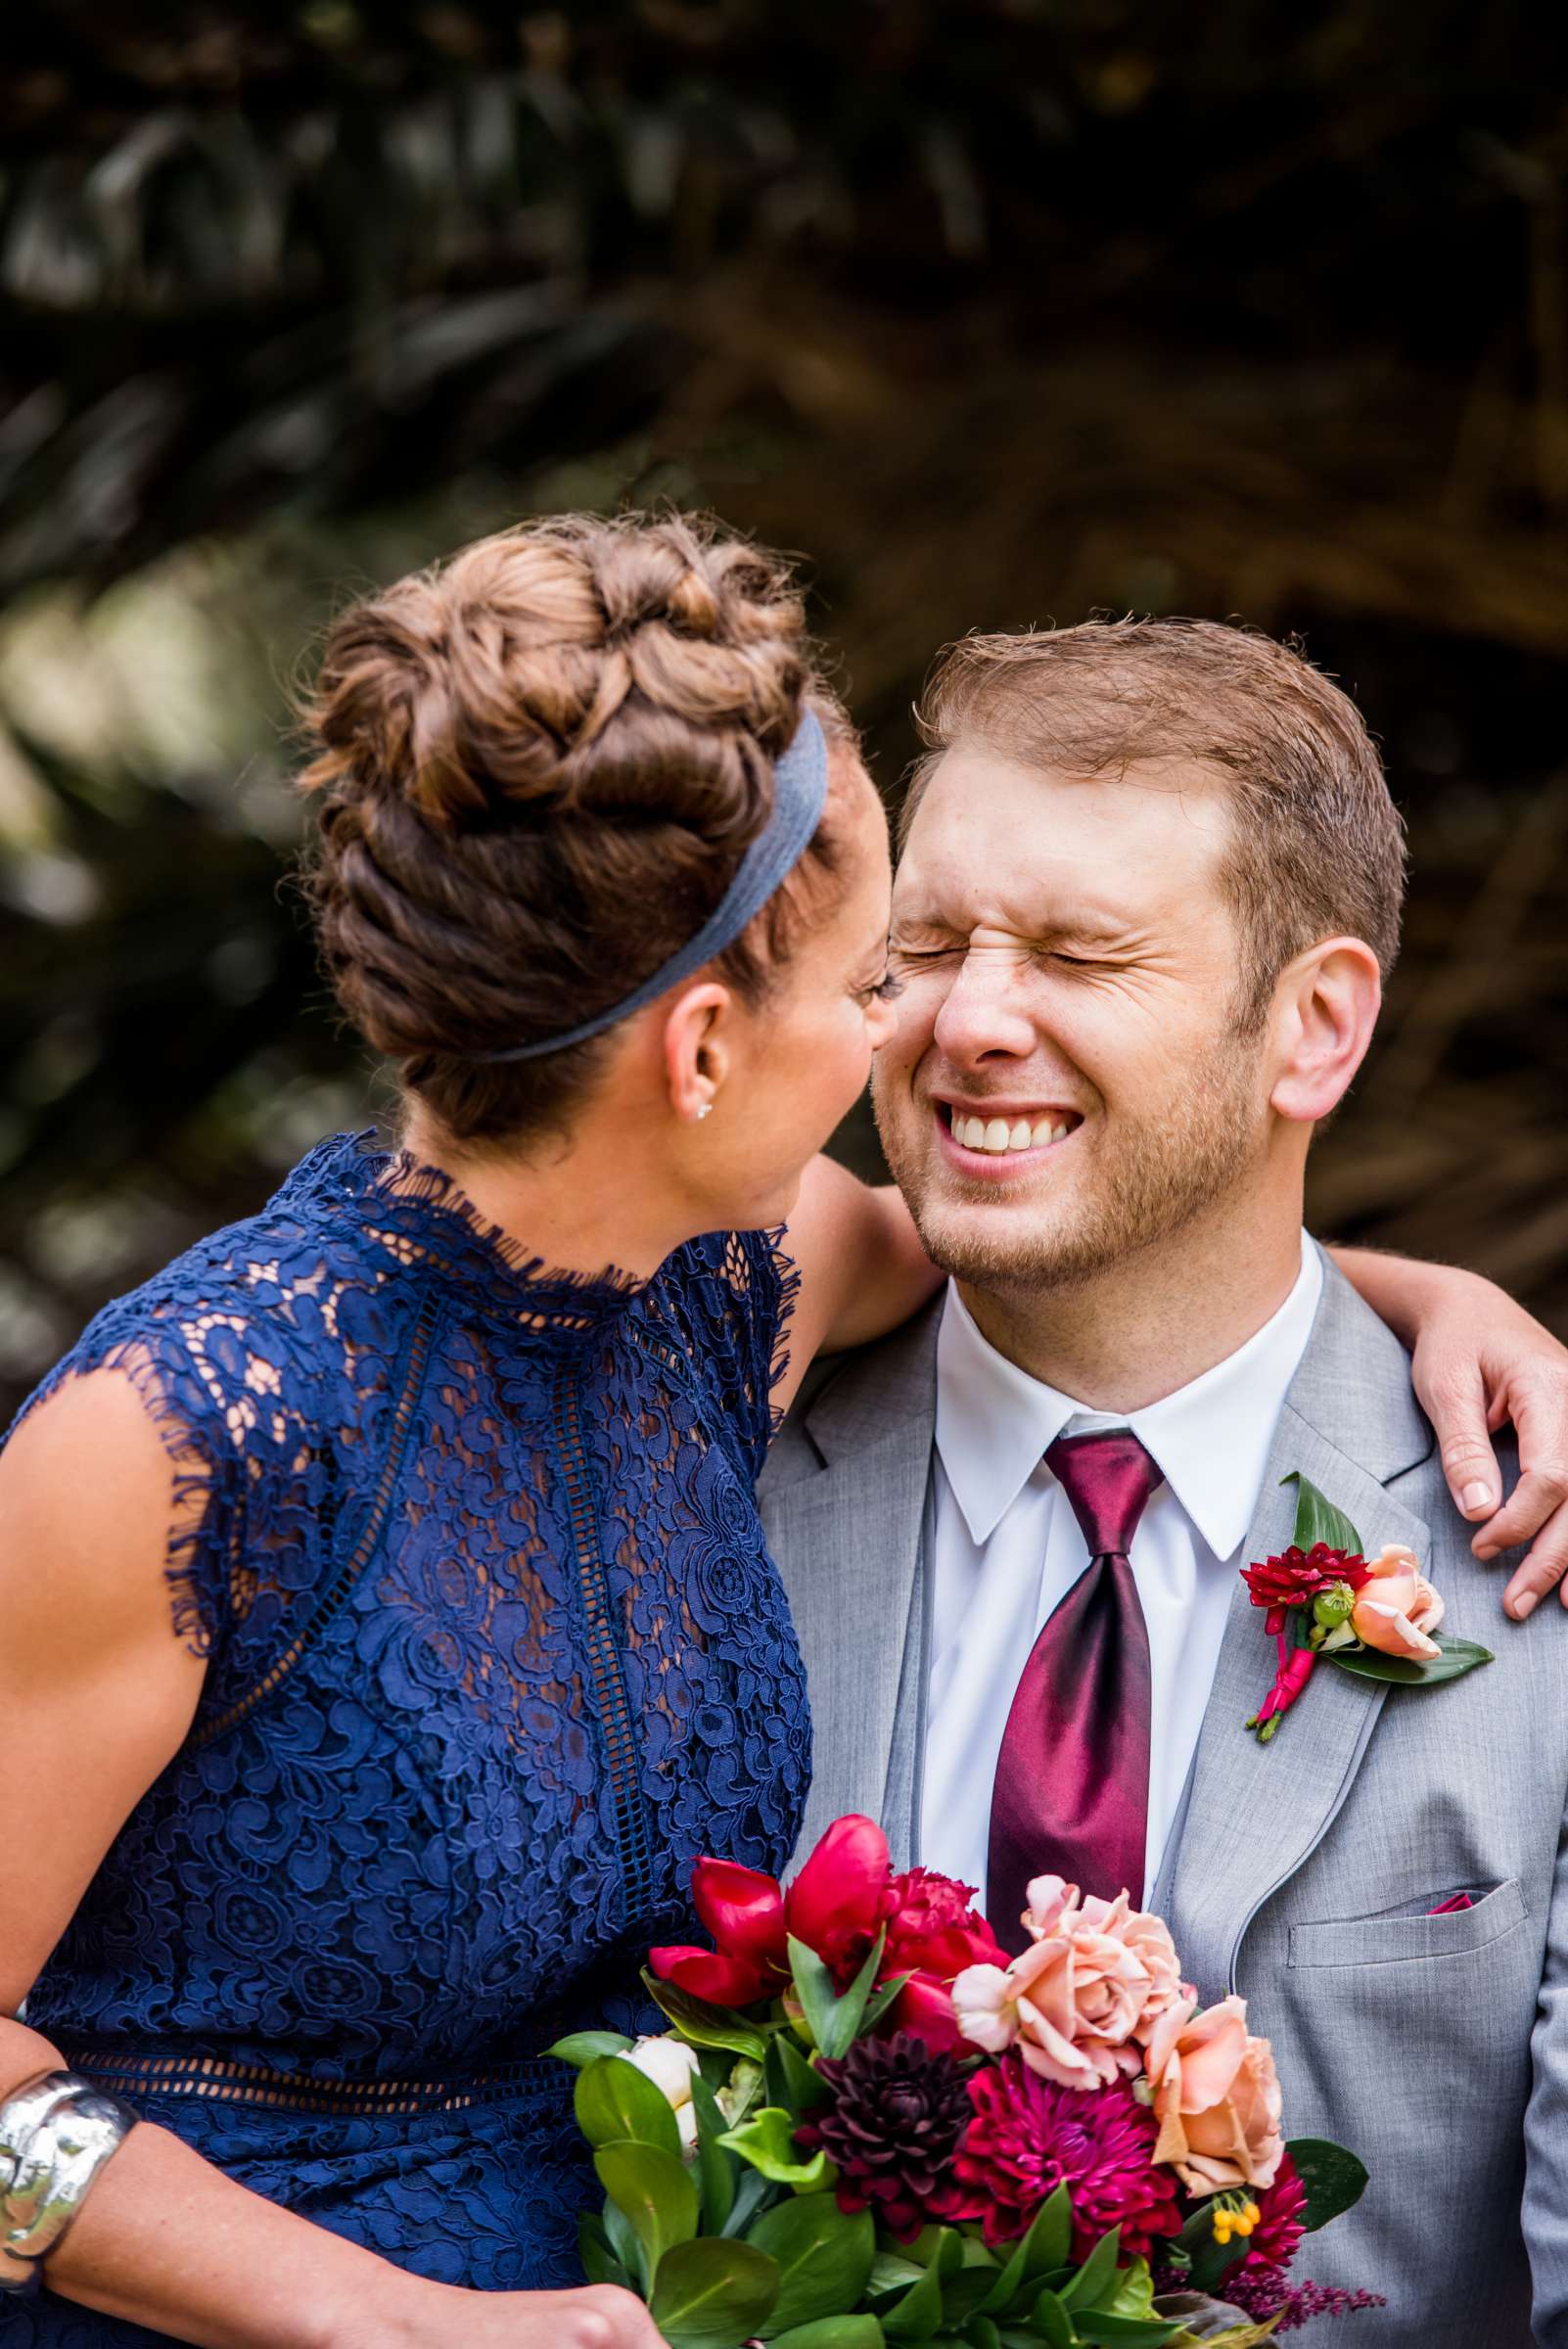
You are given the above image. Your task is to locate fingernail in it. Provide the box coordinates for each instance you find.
[1474,1543,1499,1561]
[1462,1482,1494,1513]
[1513,1593,1537,1620]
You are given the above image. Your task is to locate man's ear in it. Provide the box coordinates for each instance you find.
[1268,936,1382,1125]
[661,981,734,1123]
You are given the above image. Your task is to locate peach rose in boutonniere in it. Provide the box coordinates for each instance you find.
[1349,1543,1446,1661]
[1144,1992,1284,2194]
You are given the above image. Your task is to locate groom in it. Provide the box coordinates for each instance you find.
[760,619,1566,2345]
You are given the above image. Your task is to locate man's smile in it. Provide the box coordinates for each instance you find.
[933,1095,1085,1174]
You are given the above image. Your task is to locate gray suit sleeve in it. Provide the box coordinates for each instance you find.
[1524,1791,1568,2337]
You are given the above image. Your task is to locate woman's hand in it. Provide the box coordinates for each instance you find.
[1333,1247,1568,1615]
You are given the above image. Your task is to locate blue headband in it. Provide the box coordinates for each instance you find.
[465,707,830,1064]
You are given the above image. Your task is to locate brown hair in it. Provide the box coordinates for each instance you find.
[298,512,859,1144]
[906,617,1407,1022]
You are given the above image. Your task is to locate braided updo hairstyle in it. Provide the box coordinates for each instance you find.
[298,512,860,1146]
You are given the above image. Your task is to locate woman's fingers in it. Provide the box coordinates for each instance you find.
[1468,1361,1568,1616]
[1425,1356,1504,1521]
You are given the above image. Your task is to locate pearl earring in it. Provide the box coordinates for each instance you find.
[696,1103,713,1122]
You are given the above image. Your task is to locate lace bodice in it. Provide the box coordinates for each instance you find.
[7,1132,811,2335]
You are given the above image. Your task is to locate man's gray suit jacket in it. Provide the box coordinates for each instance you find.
[759,1252,1566,2346]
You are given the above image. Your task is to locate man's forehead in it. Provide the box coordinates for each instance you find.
[896,745,1230,920]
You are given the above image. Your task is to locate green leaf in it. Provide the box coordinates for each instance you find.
[577,2210,631,2290]
[1058,2229,1123,2314]
[1107,2259,1155,2320]
[643,1967,770,2064]
[1072,2319,1181,2345]
[721,2163,781,2238]
[884,2231,963,2341]
[1028,2291,1075,2349]
[1286,2137,1370,2232]
[772,2031,832,2115]
[1323,1632,1493,1687]
[593,2141,700,2288]
[718,2104,830,2188]
[1282,1471,1361,1555]
[650,2236,780,2349]
[859,1969,915,2034]
[869,2251,929,2296]
[749,2197,875,2334]
[546,2029,635,2069]
[937,2244,1002,2325]
[576,2053,682,2157]
[786,1929,890,2060]
[604,2193,644,2289]
[690,2070,737,2235]
[978,2188,1074,2315]
[962,2322,1003,2349]
[769,2322,888,2349]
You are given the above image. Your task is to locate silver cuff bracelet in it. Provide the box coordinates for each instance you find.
[0,2071,137,2296]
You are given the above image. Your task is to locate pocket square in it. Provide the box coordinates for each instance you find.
[1429,1892,1475,1914]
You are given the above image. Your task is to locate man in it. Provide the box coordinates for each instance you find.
[760,619,1567,2344]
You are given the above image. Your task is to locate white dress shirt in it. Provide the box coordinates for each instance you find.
[921,1234,1323,1909]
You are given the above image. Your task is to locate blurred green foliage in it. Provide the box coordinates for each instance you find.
[3,0,1566,1411]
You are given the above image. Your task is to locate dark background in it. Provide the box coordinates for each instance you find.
[3,0,1567,1421]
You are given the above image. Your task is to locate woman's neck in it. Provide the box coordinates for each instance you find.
[397,1106,688,1286]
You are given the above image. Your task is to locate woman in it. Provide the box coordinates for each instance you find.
[0,513,1557,2349]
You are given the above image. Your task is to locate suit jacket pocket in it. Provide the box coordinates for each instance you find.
[1288,1877,1527,1968]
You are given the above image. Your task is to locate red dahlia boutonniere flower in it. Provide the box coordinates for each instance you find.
[1241,1543,1372,1636]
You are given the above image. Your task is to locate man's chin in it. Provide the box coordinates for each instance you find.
[903,1187,1099,1292]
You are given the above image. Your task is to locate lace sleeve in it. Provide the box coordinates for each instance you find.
[663,1226,802,1477]
[8,1299,239,1656]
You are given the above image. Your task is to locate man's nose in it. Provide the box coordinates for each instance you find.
[931,947,1039,1065]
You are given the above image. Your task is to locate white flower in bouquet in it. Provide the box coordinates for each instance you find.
[617,2033,701,2152]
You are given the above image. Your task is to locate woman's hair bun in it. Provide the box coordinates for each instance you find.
[299,513,808,835]
[297,511,857,1146]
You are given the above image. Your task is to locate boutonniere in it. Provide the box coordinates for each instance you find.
[1243,1473,1492,1741]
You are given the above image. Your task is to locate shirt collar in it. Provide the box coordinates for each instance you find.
[935,1233,1324,1558]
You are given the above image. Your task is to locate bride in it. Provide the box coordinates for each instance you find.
[0,511,1559,2349]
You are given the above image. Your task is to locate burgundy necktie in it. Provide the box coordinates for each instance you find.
[985,1430,1164,1954]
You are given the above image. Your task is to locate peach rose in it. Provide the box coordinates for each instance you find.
[1351,1543,1446,1662]
[1145,1993,1283,2193]
[953,1878,1185,2090]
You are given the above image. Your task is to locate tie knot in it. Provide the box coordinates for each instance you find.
[1045,1430,1164,1559]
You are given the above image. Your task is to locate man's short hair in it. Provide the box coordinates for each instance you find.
[906,617,1407,1022]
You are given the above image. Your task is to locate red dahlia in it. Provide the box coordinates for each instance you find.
[1239,2150,1309,2274]
[954,2057,1181,2260]
[796,2030,984,2241]
[1241,1544,1371,1633]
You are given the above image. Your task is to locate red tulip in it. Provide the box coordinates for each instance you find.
[649,1857,787,2005]
[784,1815,894,1980]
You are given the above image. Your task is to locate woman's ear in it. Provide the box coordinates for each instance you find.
[1268,936,1382,1125]
[662,982,734,1123]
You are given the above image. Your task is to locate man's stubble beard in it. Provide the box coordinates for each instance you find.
[871,1034,1268,1296]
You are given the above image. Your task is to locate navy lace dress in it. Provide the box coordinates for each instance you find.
[8,1132,811,2345]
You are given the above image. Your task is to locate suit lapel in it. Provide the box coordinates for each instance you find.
[1165,1258,1432,1991]
[761,1299,942,1865]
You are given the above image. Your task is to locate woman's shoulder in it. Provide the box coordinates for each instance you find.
[26,1132,408,1408]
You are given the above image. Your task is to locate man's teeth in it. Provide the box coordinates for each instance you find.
[952,1114,1072,1153]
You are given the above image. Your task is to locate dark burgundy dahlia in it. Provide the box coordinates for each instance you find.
[795,2030,983,2240]
[955,2056,1180,2260]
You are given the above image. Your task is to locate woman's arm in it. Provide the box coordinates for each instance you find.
[1331,1246,1568,1616]
[773,1157,942,1412]
[0,1373,656,2349]
[777,1175,1568,1607]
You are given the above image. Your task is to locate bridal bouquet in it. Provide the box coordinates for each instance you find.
[550,1817,1377,2348]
